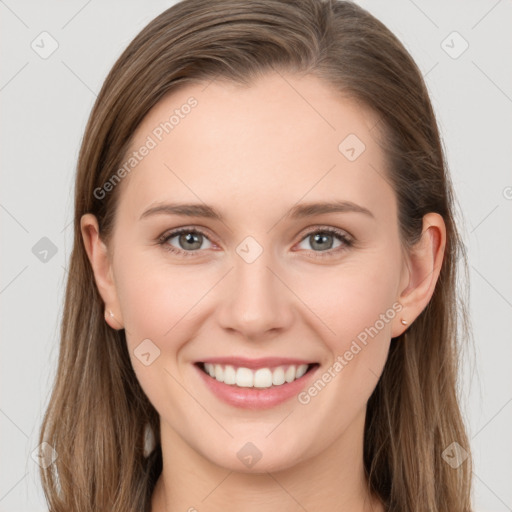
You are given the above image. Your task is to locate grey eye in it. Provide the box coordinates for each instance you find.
[166,231,213,251]
[298,232,344,252]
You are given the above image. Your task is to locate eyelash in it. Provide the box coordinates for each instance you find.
[157,226,353,259]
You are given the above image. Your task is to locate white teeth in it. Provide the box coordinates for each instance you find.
[202,363,311,388]
[285,365,296,383]
[223,365,236,385]
[296,364,308,378]
[214,364,224,382]
[254,368,273,388]
[205,363,215,377]
[272,367,285,386]
[236,367,253,387]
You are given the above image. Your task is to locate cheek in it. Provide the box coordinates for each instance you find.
[294,258,399,401]
[295,258,401,345]
[115,248,198,331]
[300,262,399,413]
[114,254,224,372]
[114,258,212,418]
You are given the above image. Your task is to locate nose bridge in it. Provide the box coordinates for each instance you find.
[217,236,292,338]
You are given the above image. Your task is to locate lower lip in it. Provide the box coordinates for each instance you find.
[194,364,319,409]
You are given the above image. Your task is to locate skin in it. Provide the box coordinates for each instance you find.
[81,72,445,512]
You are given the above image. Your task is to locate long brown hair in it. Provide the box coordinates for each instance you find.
[39,1,473,510]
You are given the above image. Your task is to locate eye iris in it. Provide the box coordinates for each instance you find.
[180,232,202,250]
[310,233,333,251]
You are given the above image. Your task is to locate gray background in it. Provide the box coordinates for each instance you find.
[1,1,511,510]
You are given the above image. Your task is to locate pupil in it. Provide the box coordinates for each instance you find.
[181,232,201,250]
[312,233,332,250]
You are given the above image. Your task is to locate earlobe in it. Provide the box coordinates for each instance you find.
[80,213,124,330]
[393,213,446,337]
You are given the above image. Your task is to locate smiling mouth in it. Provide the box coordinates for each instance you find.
[196,362,319,389]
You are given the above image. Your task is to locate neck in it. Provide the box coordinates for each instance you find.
[151,410,384,512]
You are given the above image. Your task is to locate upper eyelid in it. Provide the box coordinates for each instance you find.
[300,225,352,239]
[159,225,215,243]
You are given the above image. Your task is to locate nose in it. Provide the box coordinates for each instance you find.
[216,246,295,341]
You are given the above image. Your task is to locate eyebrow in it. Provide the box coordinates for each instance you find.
[139,200,375,222]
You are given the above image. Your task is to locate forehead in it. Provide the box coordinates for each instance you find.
[116,72,395,224]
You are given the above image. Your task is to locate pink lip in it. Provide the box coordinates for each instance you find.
[198,356,315,370]
[194,362,319,410]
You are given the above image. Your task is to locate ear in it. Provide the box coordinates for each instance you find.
[392,212,446,337]
[80,213,124,330]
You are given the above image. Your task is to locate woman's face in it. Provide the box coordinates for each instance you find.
[87,72,417,472]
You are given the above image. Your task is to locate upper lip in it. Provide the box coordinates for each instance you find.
[197,357,316,370]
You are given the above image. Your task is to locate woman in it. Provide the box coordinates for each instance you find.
[38,0,473,510]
